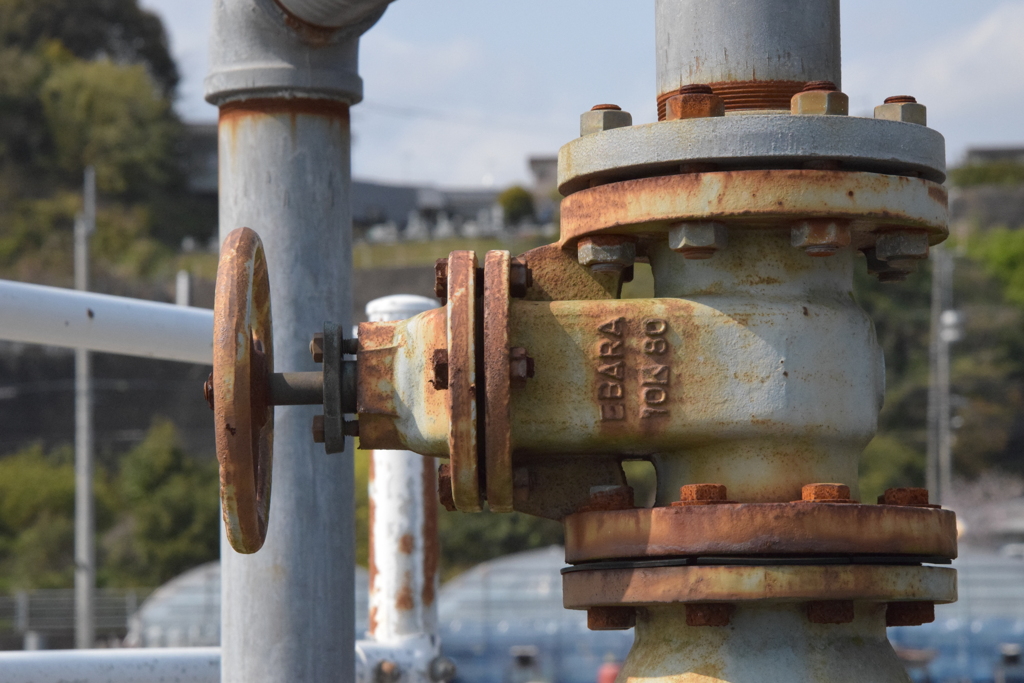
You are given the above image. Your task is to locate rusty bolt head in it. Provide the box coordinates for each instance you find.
[878,487,933,507]
[886,602,935,627]
[312,415,326,443]
[375,660,401,683]
[875,97,927,126]
[431,348,449,390]
[807,600,855,624]
[665,86,725,121]
[343,420,359,438]
[791,88,850,116]
[509,347,536,381]
[801,483,851,502]
[509,259,532,298]
[678,483,728,504]
[863,247,914,282]
[580,107,632,137]
[579,485,635,512]
[203,372,214,410]
[686,603,734,627]
[668,221,727,259]
[588,606,635,631]
[791,219,852,257]
[310,333,324,363]
[434,258,449,304]
[577,235,637,269]
[875,231,930,261]
[428,656,458,683]
[438,463,457,512]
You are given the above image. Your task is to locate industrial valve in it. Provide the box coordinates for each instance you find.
[210,0,959,679]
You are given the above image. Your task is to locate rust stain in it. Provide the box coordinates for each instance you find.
[658,80,806,118]
[421,461,439,607]
[398,534,415,554]
[484,250,514,511]
[396,574,415,611]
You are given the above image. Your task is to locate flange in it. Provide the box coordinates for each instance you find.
[483,250,514,512]
[558,115,947,195]
[447,250,481,511]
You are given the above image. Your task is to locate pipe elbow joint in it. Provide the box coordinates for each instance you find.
[273,0,394,30]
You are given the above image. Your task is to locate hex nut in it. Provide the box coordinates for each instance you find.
[312,415,325,443]
[428,656,458,683]
[578,485,635,512]
[665,92,725,120]
[577,235,637,268]
[686,603,734,627]
[509,258,532,298]
[863,247,914,282]
[886,602,935,627]
[801,483,851,502]
[310,333,324,363]
[807,600,855,624]
[509,347,535,380]
[375,660,401,683]
[434,258,449,304]
[679,483,728,503]
[588,606,636,631]
[580,106,633,137]
[438,464,457,512]
[791,90,850,116]
[878,487,933,507]
[430,348,449,390]
[791,220,852,257]
[875,98,927,126]
[875,231,929,261]
[203,372,214,410]
[668,222,727,259]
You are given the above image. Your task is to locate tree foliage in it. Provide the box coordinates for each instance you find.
[498,185,536,226]
[950,163,1024,188]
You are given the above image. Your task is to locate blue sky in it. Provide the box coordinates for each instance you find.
[144,0,1024,188]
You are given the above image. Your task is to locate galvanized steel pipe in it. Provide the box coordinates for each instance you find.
[0,279,213,364]
[655,0,841,112]
[0,648,220,683]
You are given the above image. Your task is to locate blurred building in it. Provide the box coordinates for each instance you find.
[951,146,1024,237]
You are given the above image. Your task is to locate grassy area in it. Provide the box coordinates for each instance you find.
[353,236,550,270]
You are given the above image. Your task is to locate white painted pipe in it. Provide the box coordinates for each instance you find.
[0,279,213,364]
[275,0,393,30]
[0,648,221,683]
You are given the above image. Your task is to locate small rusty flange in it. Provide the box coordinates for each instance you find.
[558,170,948,248]
[484,250,514,512]
[447,250,481,511]
[563,503,957,563]
[213,227,274,554]
[562,564,957,609]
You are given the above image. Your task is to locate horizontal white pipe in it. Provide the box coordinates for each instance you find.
[0,279,213,365]
[0,648,221,683]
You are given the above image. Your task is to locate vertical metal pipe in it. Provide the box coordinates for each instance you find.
[365,296,440,645]
[75,166,96,649]
[207,3,392,681]
[655,0,841,113]
[928,246,954,504]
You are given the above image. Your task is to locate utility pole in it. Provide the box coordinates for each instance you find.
[74,166,96,649]
[928,245,960,506]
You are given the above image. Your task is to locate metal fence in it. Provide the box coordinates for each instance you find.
[0,588,151,649]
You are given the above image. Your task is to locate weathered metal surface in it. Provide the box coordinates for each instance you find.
[558,170,948,247]
[655,0,840,106]
[484,251,514,512]
[588,606,636,631]
[622,603,913,682]
[563,504,957,563]
[562,564,956,608]
[658,81,806,118]
[447,251,482,511]
[518,243,617,302]
[557,115,947,195]
[213,227,274,555]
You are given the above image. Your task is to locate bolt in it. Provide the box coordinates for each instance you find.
[672,483,731,507]
[509,258,532,298]
[791,219,852,257]
[430,349,449,390]
[375,660,401,683]
[686,603,734,627]
[801,483,852,502]
[203,372,214,410]
[580,105,632,137]
[343,420,359,438]
[434,258,449,304]
[807,600,855,624]
[665,84,725,121]
[509,347,535,380]
[875,96,927,126]
[863,247,914,282]
[312,415,325,443]
[886,602,935,627]
[438,463,457,512]
[579,485,635,513]
[577,235,636,270]
[875,231,929,262]
[310,333,324,363]
[587,606,636,631]
[668,222,727,259]
[428,656,458,682]
[791,81,849,116]
[878,487,934,507]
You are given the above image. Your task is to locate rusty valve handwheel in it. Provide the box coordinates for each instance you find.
[214,227,275,554]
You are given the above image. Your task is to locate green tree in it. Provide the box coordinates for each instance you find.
[0,0,178,94]
[949,163,1024,188]
[498,185,536,226]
